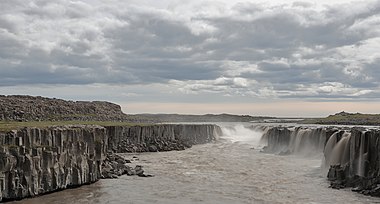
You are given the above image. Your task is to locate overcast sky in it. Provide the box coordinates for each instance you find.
[0,0,379,117]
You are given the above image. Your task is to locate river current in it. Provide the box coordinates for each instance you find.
[10,123,380,204]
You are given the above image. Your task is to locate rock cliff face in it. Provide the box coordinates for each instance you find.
[0,125,108,201]
[261,126,335,156]
[325,128,380,196]
[0,124,220,202]
[261,125,380,196]
[107,124,221,153]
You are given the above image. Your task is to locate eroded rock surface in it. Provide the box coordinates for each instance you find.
[0,125,108,201]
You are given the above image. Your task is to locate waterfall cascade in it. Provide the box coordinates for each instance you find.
[260,126,332,157]
[219,124,267,148]
[260,125,380,196]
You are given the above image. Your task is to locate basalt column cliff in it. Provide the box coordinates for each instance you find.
[0,124,221,202]
[261,125,380,196]
[0,125,108,201]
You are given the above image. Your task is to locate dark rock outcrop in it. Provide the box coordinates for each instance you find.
[101,153,153,179]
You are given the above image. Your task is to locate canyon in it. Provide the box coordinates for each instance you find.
[0,96,379,202]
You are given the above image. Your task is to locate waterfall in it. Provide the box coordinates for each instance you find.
[220,124,266,147]
[357,131,367,177]
[326,132,351,166]
[261,126,326,157]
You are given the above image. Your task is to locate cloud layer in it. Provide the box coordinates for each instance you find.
[1,0,379,102]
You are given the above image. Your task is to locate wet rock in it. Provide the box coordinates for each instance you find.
[148,145,158,152]
[135,165,144,176]
[328,165,348,189]
[278,150,291,156]
[100,153,154,179]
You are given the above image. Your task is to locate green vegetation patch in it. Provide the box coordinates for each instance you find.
[301,112,380,126]
[0,121,150,132]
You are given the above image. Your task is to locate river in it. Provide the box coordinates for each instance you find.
[9,123,380,204]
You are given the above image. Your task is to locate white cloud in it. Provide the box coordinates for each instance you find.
[0,0,379,103]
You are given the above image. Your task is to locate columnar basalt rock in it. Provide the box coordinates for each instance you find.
[0,124,221,202]
[326,128,380,196]
[106,124,222,153]
[261,126,335,156]
[0,125,108,201]
[262,125,380,197]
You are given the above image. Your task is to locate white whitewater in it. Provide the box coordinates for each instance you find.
[219,123,266,148]
[327,132,351,166]
[357,131,367,177]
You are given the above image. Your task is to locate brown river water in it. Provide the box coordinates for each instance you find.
[9,123,380,204]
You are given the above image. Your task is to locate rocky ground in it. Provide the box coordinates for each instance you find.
[328,164,380,196]
[0,95,152,122]
[302,111,380,126]
[101,152,154,179]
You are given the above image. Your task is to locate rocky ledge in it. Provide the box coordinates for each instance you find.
[101,152,153,179]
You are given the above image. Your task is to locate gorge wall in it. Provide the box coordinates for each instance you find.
[0,125,108,202]
[0,124,221,202]
[107,124,222,153]
[261,125,380,196]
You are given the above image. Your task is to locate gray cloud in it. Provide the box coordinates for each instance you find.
[0,0,379,101]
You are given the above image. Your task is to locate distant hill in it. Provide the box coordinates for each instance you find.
[133,113,274,123]
[0,95,148,122]
[0,95,271,123]
[302,111,380,126]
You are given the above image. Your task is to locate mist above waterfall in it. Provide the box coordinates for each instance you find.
[219,123,265,148]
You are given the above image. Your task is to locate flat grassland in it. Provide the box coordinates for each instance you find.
[0,121,147,132]
[303,112,380,126]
